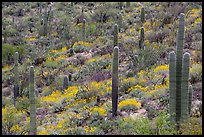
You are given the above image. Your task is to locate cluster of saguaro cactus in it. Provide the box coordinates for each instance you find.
[29,66,37,135]
[169,13,193,128]
[14,52,19,106]
[113,24,118,47]
[82,18,86,41]
[112,46,119,118]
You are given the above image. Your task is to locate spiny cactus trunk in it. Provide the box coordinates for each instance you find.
[29,66,37,135]
[175,13,185,126]
[112,46,119,118]
[139,27,144,49]
[118,13,122,33]
[14,52,19,106]
[181,52,190,120]
[82,19,86,41]
[113,24,118,47]
[169,51,176,122]
[63,75,69,93]
[141,7,145,24]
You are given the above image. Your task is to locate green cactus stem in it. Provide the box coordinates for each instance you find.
[175,13,185,125]
[29,66,37,135]
[63,75,69,92]
[112,46,119,118]
[82,18,86,41]
[181,52,190,120]
[113,24,118,47]
[139,27,144,49]
[141,7,145,23]
[14,52,19,106]
[169,51,176,122]
[118,13,122,32]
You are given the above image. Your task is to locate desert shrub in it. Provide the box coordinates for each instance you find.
[189,62,202,84]
[125,45,164,73]
[91,3,117,23]
[179,117,202,135]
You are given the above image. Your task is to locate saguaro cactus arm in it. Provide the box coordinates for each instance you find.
[169,51,176,122]
[181,52,190,120]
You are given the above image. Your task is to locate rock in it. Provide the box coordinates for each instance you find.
[121,111,128,117]
[137,108,147,115]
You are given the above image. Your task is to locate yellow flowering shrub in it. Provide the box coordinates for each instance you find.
[84,126,96,133]
[153,64,169,74]
[73,41,92,48]
[2,65,12,71]
[128,84,148,92]
[40,86,79,104]
[119,99,141,109]
[89,106,107,116]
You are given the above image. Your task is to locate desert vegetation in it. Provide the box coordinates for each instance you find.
[2,2,202,135]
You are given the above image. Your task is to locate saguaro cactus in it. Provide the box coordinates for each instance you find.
[113,24,118,47]
[14,52,19,106]
[82,18,86,41]
[63,75,69,92]
[140,7,145,24]
[169,13,192,128]
[118,13,122,32]
[112,46,119,118]
[139,27,144,49]
[29,66,37,135]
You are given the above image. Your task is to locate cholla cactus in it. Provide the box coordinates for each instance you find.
[112,46,119,118]
[29,66,37,135]
[14,52,19,106]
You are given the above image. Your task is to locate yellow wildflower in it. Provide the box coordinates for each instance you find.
[154,64,169,73]
[118,99,141,108]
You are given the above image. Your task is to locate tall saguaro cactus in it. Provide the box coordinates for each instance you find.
[139,27,144,49]
[112,46,119,118]
[169,13,192,129]
[113,24,118,47]
[140,7,145,24]
[63,75,69,92]
[82,19,86,41]
[14,52,19,106]
[188,85,193,115]
[118,13,122,32]
[29,66,37,135]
